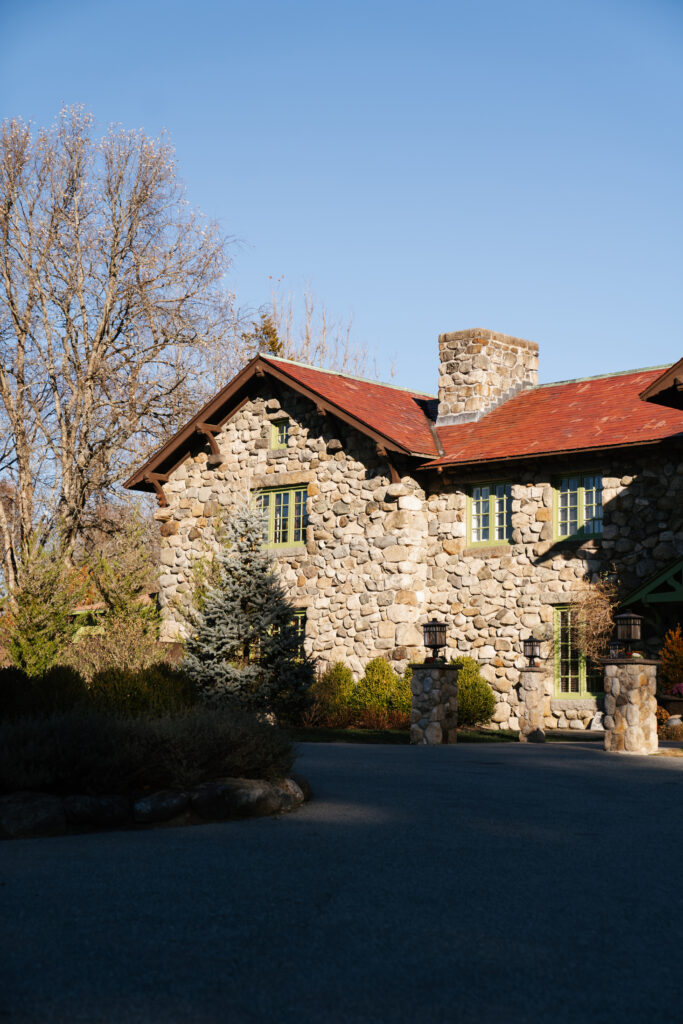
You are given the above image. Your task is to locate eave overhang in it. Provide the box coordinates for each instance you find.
[124,355,433,495]
[418,435,683,475]
[639,357,683,410]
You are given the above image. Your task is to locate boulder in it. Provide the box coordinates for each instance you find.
[133,791,191,824]
[63,794,130,827]
[191,779,285,820]
[0,793,66,839]
[291,774,313,802]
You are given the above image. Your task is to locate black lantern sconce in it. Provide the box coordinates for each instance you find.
[614,612,644,656]
[523,637,541,667]
[423,619,447,662]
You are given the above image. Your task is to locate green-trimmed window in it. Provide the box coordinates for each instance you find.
[255,486,308,547]
[271,418,290,449]
[555,474,603,539]
[554,606,602,696]
[467,482,512,546]
[250,609,307,662]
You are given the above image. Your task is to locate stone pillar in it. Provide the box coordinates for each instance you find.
[602,659,659,755]
[518,667,546,743]
[410,663,459,745]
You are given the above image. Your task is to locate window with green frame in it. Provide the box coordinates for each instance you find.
[254,486,308,547]
[554,605,602,696]
[271,418,290,449]
[554,473,603,539]
[249,608,307,662]
[467,482,512,546]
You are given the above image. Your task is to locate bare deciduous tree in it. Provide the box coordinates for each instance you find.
[0,107,234,592]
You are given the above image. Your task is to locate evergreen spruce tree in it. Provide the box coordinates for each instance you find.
[184,505,314,716]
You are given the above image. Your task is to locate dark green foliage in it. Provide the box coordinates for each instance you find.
[310,662,355,720]
[184,506,314,716]
[451,657,496,727]
[350,657,412,714]
[0,663,196,719]
[0,707,294,796]
[0,664,88,718]
[88,666,197,716]
[3,543,86,676]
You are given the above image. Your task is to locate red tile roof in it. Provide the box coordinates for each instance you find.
[428,366,683,469]
[261,356,439,456]
[125,355,683,494]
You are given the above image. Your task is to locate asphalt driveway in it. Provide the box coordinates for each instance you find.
[1,742,682,1024]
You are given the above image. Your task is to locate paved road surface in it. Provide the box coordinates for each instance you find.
[2,742,682,1023]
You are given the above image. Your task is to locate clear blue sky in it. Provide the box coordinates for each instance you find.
[1,0,681,394]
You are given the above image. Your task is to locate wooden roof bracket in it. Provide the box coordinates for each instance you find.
[145,472,169,507]
[377,444,400,484]
[196,422,221,457]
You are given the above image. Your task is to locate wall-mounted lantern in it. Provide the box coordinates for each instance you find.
[523,637,541,667]
[423,619,447,662]
[614,612,644,656]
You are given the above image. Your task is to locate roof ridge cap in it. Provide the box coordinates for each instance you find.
[536,364,671,389]
[260,353,436,398]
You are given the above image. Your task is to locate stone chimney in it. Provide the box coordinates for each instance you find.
[436,328,539,425]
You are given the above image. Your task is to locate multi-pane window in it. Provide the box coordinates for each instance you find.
[271,419,290,449]
[556,474,603,539]
[554,606,602,696]
[254,487,307,547]
[468,483,512,545]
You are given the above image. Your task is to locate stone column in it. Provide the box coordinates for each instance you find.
[602,658,659,755]
[410,663,459,745]
[518,667,547,743]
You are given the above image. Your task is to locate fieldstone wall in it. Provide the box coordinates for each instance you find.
[156,386,430,673]
[410,664,459,744]
[603,659,659,754]
[424,447,683,730]
[436,328,539,425]
[153,366,683,732]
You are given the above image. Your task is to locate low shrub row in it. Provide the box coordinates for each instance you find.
[0,664,197,719]
[305,655,496,730]
[0,706,294,796]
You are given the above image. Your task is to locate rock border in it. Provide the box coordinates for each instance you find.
[0,775,312,840]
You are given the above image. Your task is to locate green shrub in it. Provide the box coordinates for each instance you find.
[0,707,294,796]
[0,664,88,718]
[305,662,356,726]
[347,657,411,729]
[88,666,197,716]
[451,657,496,727]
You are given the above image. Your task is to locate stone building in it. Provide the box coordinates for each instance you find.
[125,329,683,731]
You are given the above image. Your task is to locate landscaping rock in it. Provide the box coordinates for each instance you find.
[275,778,305,811]
[191,779,285,819]
[291,773,313,801]
[63,794,130,827]
[0,792,66,839]
[133,791,190,824]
